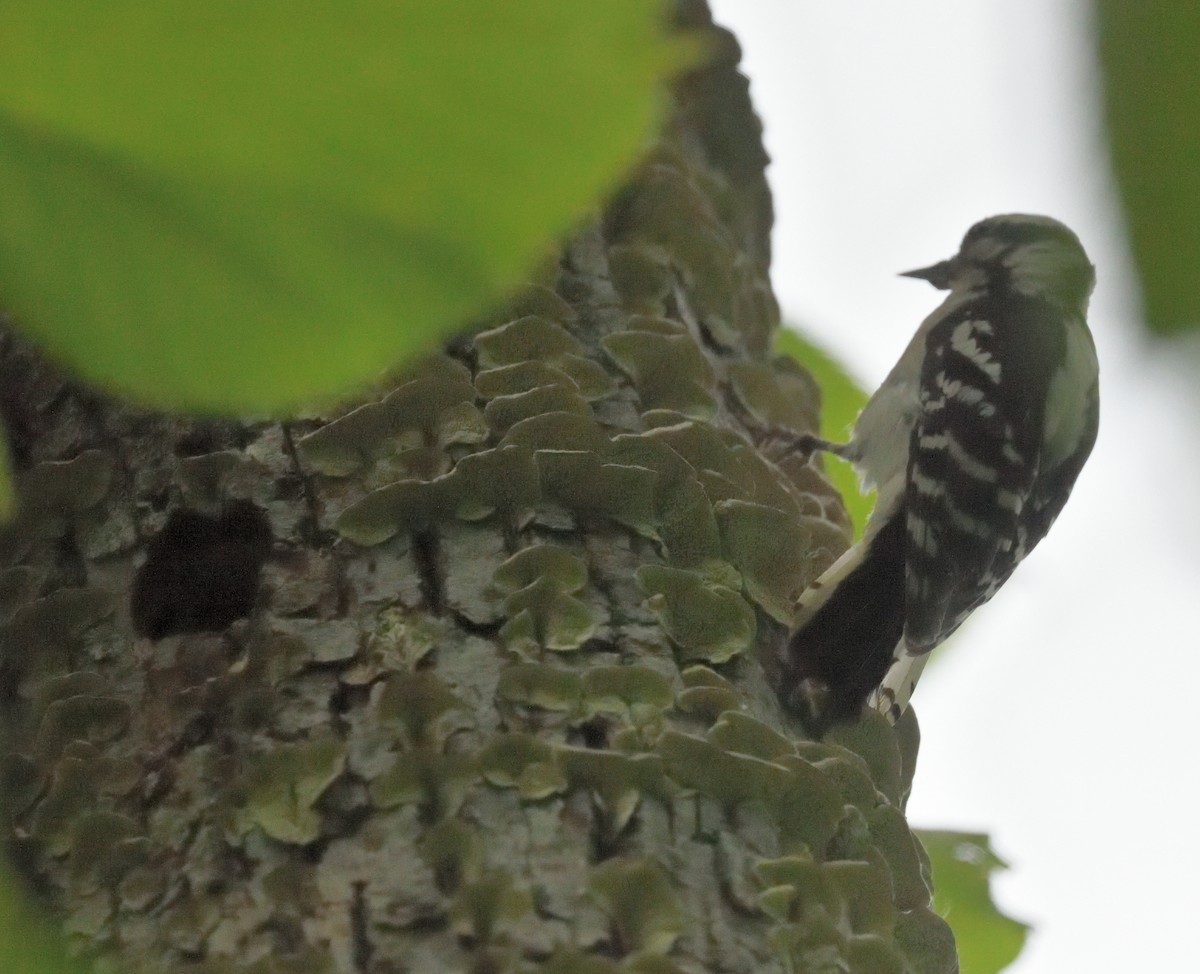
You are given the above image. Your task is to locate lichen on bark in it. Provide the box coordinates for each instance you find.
[0,3,957,972]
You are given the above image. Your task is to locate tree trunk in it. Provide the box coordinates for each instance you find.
[0,4,957,972]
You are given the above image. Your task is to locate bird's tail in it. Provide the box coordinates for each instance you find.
[871,651,930,724]
[783,512,907,730]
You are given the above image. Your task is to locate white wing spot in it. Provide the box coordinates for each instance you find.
[911,469,943,497]
[945,430,999,482]
[953,384,986,407]
[907,514,938,555]
[945,498,993,538]
[950,320,1002,382]
[939,375,964,397]
[997,488,1024,513]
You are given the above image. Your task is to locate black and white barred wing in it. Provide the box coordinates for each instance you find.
[876,315,1039,717]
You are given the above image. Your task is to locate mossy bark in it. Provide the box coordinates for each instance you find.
[0,4,957,972]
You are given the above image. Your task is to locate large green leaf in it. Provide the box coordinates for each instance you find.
[918,830,1029,974]
[0,437,12,521]
[0,867,79,974]
[1095,4,1200,334]
[0,1,689,411]
[776,327,872,537]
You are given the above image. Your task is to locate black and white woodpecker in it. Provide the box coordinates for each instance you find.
[783,214,1099,730]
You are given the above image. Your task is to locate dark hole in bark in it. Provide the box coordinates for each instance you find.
[131,501,272,640]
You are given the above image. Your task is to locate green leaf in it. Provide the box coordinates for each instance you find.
[0,2,690,411]
[775,327,872,537]
[1095,4,1200,334]
[0,867,79,974]
[917,830,1029,974]
[0,436,13,521]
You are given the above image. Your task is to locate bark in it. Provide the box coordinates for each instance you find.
[0,3,958,972]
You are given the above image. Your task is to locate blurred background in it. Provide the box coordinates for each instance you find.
[707,2,1200,972]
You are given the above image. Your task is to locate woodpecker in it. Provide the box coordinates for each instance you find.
[783,214,1099,730]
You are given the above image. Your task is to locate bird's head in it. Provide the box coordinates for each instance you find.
[901,214,1096,314]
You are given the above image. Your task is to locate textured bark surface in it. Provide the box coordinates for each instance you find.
[0,4,958,973]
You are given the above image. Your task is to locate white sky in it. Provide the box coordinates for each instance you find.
[707,2,1200,972]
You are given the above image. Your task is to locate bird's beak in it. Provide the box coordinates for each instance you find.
[899,258,956,290]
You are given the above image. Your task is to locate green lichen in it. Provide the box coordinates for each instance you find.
[419,817,482,893]
[727,359,820,436]
[557,748,673,835]
[30,755,97,856]
[475,361,582,399]
[637,418,753,502]
[542,948,619,974]
[0,565,42,622]
[581,665,673,724]
[713,499,813,625]
[492,545,595,655]
[55,745,136,800]
[477,733,566,801]
[447,445,540,524]
[824,856,901,936]
[357,608,442,674]
[369,747,478,818]
[499,284,577,327]
[680,665,737,691]
[17,449,114,517]
[1,588,114,678]
[636,565,755,664]
[176,450,264,503]
[236,733,346,845]
[493,545,588,594]
[483,385,592,437]
[892,708,921,806]
[470,305,614,397]
[706,711,794,762]
[724,442,809,519]
[607,244,672,314]
[657,731,843,854]
[823,712,905,808]
[298,401,394,477]
[588,857,684,956]
[497,411,611,455]
[376,671,465,746]
[475,315,582,366]
[620,955,687,974]
[602,328,716,418]
[298,365,484,478]
[866,806,929,911]
[806,749,883,814]
[757,854,908,974]
[608,432,723,569]
[68,811,143,884]
[448,871,533,945]
[673,685,741,724]
[893,906,958,974]
[31,672,112,713]
[387,372,485,446]
[605,167,736,340]
[0,752,42,817]
[536,452,659,538]
[496,663,584,717]
[673,664,742,723]
[34,695,131,763]
[335,475,453,545]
